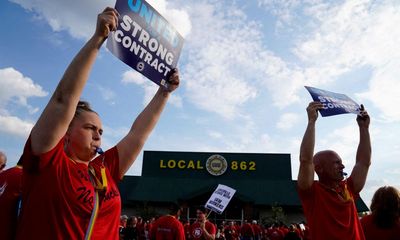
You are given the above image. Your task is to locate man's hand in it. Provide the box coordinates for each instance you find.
[357,104,370,128]
[95,7,119,40]
[306,101,324,123]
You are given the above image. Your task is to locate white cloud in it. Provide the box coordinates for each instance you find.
[0,67,47,112]
[183,1,306,118]
[97,85,116,105]
[10,0,110,39]
[358,61,400,121]
[291,0,400,121]
[10,0,191,40]
[122,70,182,108]
[276,113,300,130]
[208,130,223,139]
[0,115,33,138]
[146,0,192,37]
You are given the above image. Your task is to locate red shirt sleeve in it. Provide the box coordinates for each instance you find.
[22,135,66,173]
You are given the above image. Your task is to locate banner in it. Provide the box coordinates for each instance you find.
[107,0,184,88]
[205,184,236,214]
[305,86,360,117]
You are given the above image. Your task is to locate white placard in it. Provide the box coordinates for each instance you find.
[205,184,236,214]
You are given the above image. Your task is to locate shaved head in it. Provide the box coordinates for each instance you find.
[313,150,340,166]
[313,150,345,182]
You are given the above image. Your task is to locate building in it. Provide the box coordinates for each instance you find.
[118,151,368,224]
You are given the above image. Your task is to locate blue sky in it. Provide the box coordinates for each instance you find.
[1,0,400,207]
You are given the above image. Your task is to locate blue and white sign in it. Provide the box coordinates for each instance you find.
[305,86,360,117]
[107,0,184,89]
[205,184,236,214]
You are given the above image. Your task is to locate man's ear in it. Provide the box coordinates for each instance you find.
[314,164,323,175]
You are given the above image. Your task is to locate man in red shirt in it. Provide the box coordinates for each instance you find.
[191,207,216,240]
[251,220,262,240]
[0,158,22,240]
[240,220,254,240]
[150,203,185,240]
[224,221,239,240]
[297,102,371,240]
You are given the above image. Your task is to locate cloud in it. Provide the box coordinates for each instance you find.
[291,0,400,121]
[0,115,34,138]
[0,67,46,138]
[208,130,223,139]
[10,0,191,40]
[0,67,47,113]
[276,113,300,130]
[97,85,116,105]
[122,70,183,108]
[182,1,307,119]
[146,0,192,37]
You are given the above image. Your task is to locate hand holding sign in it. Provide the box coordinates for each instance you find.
[163,68,180,93]
[356,104,370,128]
[95,7,120,40]
[306,101,324,123]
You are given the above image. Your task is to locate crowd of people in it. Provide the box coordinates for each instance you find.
[1,6,400,240]
[118,212,309,240]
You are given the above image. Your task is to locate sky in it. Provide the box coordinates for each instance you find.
[1,0,400,208]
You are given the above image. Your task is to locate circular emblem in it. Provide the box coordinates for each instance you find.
[206,154,228,176]
[136,62,145,71]
[193,228,202,237]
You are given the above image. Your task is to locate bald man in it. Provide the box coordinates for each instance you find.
[0,151,7,172]
[297,101,371,240]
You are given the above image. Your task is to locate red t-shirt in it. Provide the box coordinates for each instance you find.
[224,225,239,240]
[150,215,185,240]
[0,166,23,240]
[191,221,216,240]
[184,222,191,239]
[241,223,254,237]
[360,214,400,240]
[298,178,365,240]
[16,136,121,240]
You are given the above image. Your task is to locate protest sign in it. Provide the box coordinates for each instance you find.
[305,86,360,117]
[205,184,236,214]
[107,0,184,89]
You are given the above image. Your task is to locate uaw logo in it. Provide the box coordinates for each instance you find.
[136,62,145,72]
[206,154,228,176]
[193,227,203,237]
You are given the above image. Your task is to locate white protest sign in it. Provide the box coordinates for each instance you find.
[205,184,236,214]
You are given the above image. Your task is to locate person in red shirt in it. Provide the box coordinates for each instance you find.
[183,219,192,240]
[137,217,147,240]
[224,221,239,240]
[251,220,262,240]
[191,207,216,240]
[0,151,7,172]
[297,102,371,240]
[15,7,180,240]
[0,158,22,240]
[360,186,400,240]
[240,220,254,240]
[150,203,185,240]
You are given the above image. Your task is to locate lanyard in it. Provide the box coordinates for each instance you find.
[84,149,107,240]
